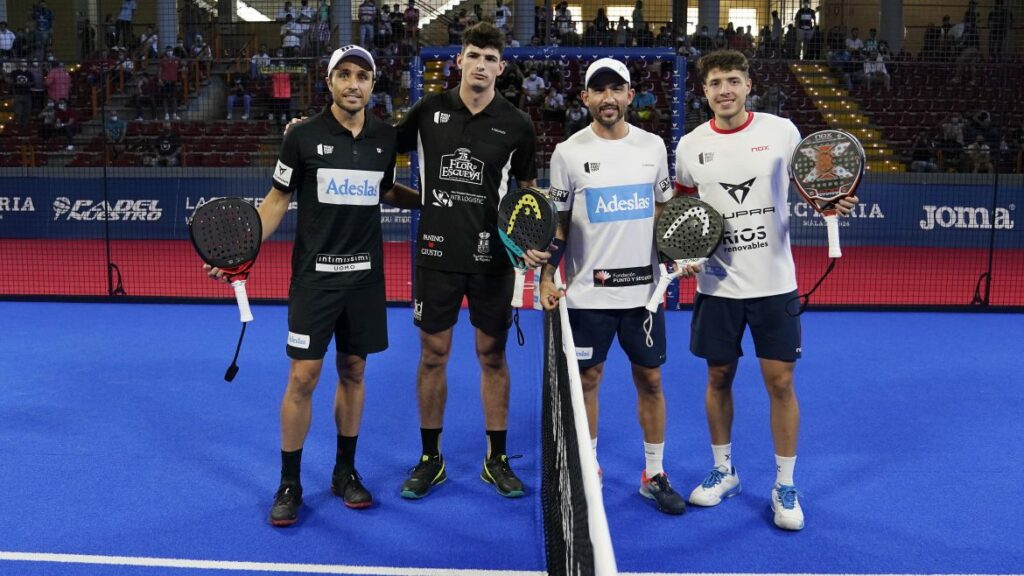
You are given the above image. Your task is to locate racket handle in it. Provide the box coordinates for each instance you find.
[511,267,526,308]
[824,212,842,258]
[646,263,674,313]
[231,279,253,323]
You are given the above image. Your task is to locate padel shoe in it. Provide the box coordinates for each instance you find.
[481,454,525,497]
[771,483,805,530]
[269,482,302,527]
[640,471,686,515]
[400,454,446,499]
[688,466,741,506]
[331,469,373,509]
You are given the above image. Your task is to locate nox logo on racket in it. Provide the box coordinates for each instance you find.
[720,178,757,205]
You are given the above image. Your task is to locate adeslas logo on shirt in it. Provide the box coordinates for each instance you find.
[317,169,384,206]
[585,183,653,223]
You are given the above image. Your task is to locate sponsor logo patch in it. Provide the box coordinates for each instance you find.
[592,265,654,287]
[317,169,384,205]
[287,331,311,349]
[315,253,372,273]
[575,347,593,360]
[52,197,163,221]
[439,148,483,185]
[585,184,653,223]
[274,160,294,187]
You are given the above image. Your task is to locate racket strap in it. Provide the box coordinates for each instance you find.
[642,310,655,348]
[512,308,525,346]
[225,322,247,382]
[789,259,837,316]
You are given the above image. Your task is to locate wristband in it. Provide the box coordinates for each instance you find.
[547,237,565,269]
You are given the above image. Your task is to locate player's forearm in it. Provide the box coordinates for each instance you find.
[258,187,291,241]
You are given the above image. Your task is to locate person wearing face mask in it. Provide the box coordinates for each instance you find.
[11,60,34,124]
[45,60,71,104]
[0,21,16,58]
[105,110,127,155]
[226,77,252,120]
[520,66,545,108]
[54,99,78,150]
[38,98,57,137]
[159,47,181,120]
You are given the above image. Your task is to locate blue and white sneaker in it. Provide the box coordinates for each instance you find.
[688,466,741,506]
[771,483,805,530]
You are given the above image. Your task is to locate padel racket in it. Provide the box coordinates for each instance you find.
[189,198,262,381]
[790,129,865,258]
[645,196,724,312]
[497,186,558,307]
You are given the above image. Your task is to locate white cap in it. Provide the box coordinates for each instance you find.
[584,57,630,89]
[326,45,376,75]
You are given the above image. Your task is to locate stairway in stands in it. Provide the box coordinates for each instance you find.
[789,61,902,172]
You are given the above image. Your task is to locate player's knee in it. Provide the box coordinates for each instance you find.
[763,375,795,400]
[706,363,737,390]
[419,347,450,372]
[287,368,320,397]
[477,348,507,373]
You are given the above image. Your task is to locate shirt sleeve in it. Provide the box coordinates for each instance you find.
[548,143,573,211]
[395,98,422,153]
[654,142,673,203]
[673,138,697,195]
[510,112,538,183]
[272,128,304,193]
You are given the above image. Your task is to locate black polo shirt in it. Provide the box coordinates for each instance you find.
[397,88,537,275]
[272,106,397,289]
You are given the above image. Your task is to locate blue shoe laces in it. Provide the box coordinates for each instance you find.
[776,484,799,509]
[701,468,726,489]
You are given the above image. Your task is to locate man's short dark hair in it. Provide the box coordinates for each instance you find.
[697,49,749,84]
[462,21,505,54]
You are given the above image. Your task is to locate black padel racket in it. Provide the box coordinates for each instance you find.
[791,129,865,258]
[189,198,262,381]
[497,186,558,307]
[645,196,724,312]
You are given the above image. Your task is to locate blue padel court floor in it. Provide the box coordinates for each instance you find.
[2,302,1022,575]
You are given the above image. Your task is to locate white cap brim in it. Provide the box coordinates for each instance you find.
[584,57,630,89]
[326,45,376,75]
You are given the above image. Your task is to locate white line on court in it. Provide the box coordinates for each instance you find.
[2,552,1020,576]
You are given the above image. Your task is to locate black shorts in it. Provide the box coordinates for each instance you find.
[689,290,802,362]
[286,282,388,360]
[568,306,667,369]
[413,267,513,337]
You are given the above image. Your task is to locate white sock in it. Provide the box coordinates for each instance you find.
[712,443,732,473]
[644,441,664,478]
[775,454,796,486]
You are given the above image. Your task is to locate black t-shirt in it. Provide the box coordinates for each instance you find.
[157,131,180,156]
[397,89,537,275]
[795,8,816,30]
[272,107,397,289]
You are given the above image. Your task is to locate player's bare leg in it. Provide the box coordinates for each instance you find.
[476,327,523,497]
[689,360,742,507]
[759,357,804,530]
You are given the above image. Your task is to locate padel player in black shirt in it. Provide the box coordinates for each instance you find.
[208,45,417,526]
[395,22,547,499]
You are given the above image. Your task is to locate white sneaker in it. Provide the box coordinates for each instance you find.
[226,113,232,120]
[173,114,181,120]
[66,144,75,151]
[688,466,741,506]
[164,113,170,120]
[771,483,804,530]
[241,114,248,120]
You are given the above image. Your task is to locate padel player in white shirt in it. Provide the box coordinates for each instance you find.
[539,58,684,515]
[675,49,857,530]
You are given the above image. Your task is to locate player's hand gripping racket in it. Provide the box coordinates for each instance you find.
[189,197,263,381]
[497,186,558,308]
[791,129,865,258]
[645,196,724,313]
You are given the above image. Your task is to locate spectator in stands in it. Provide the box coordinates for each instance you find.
[33,1,54,53]
[541,85,565,121]
[270,60,293,126]
[965,135,993,173]
[191,34,213,63]
[520,66,546,108]
[845,27,864,59]
[863,28,879,53]
[860,50,890,91]
[153,121,181,167]
[116,0,136,48]
[54,98,78,150]
[629,82,660,130]
[745,88,761,112]
[495,0,512,34]
[762,84,788,116]
[358,0,377,48]
[38,98,57,137]
[909,130,939,172]
[280,14,303,58]
[613,17,630,47]
[563,97,588,135]
[105,110,127,155]
[102,14,116,51]
[403,0,420,43]
[592,8,610,43]
[794,0,816,59]
[159,47,181,121]
[497,58,523,103]
[922,21,941,61]
[370,67,393,119]
[713,28,728,51]
[449,9,468,45]
[505,31,520,48]
[77,16,96,59]
[693,25,713,54]
[390,4,403,39]
[251,43,272,79]
[277,1,297,21]
[113,49,134,90]
[44,60,70,103]
[139,26,158,60]
[226,76,252,120]
[969,108,992,139]
[310,12,331,55]
[133,70,158,121]
[987,0,1014,62]
[554,2,574,45]
[940,113,966,170]
[769,10,782,57]
[28,60,46,113]
[0,21,14,58]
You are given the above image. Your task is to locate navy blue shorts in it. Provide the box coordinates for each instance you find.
[568,306,667,369]
[690,290,802,362]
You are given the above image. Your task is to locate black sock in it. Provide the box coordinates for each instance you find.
[281,448,302,484]
[420,428,442,457]
[486,430,507,459]
[335,434,357,473]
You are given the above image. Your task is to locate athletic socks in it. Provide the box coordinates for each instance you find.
[644,441,665,478]
[486,429,507,458]
[421,428,442,457]
[775,454,796,486]
[712,443,732,473]
[281,448,302,484]
[335,434,357,473]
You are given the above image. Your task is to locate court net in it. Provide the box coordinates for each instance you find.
[542,294,616,575]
